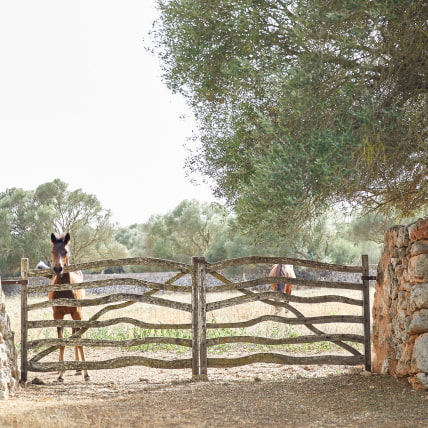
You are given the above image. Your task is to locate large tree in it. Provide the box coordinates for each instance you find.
[152,0,427,241]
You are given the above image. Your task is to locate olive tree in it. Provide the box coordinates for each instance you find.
[152,0,427,241]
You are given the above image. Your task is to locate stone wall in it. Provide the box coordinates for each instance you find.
[372,218,428,390]
[0,279,19,399]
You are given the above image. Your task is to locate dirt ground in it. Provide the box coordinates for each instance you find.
[1,350,427,428]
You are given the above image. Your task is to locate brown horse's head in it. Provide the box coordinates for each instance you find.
[51,232,71,276]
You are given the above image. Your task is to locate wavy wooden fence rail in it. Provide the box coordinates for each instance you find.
[19,255,373,382]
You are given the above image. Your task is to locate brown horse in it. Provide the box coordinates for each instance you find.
[269,264,296,314]
[49,232,90,382]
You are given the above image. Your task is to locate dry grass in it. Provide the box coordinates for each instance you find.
[5,286,374,355]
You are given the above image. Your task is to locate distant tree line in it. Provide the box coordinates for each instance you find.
[0,180,398,275]
[116,199,385,270]
[0,180,126,275]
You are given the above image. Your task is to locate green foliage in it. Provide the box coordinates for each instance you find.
[117,199,383,264]
[0,179,127,274]
[117,199,296,264]
[152,0,428,240]
[118,200,229,264]
[327,238,361,266]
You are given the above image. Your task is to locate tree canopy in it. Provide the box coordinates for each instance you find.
[152,0,427,241]
[116,199,382,266]
[0,179,127,274]
[116,200,266,264]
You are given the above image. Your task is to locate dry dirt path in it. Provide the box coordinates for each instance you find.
[1,350,427,428]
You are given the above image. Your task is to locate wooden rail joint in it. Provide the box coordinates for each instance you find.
[0,279,29,285]
[192,257,208,264]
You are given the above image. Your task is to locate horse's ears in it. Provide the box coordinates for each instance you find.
[51,233,70,245]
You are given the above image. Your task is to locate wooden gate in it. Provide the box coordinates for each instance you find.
[19,255,373,382]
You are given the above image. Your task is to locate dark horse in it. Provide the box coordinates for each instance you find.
[269,264,296,314]
[50,232,90,382]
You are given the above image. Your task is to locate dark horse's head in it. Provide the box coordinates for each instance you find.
[51,232,71,277]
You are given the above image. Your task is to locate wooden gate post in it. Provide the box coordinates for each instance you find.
[362,254,372,372]
[20,258,29,383]
[191,256,208,381]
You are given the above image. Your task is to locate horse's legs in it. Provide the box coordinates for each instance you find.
[270,284,293,315]
[72,327,82,376]
[72,312,90,381]
[77,344,90,381]
[54,313,66,382]
[269,284,281,315]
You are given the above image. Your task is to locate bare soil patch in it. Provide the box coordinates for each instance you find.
[1,349,427,428]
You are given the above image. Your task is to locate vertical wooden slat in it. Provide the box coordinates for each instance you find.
[362,254,372,372]
[198,259,208,379]
[191,257,199,378]
[191,256,208,381]
[20,258,29,383]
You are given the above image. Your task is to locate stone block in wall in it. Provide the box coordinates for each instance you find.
[0,284,19,399]
[412,333,428,373]
[394,263,406,285]
[397,290,410,315]
[410,282,428,310]
[408,254,428,283]
[399,282,411,292]
[408,218,428,241]
[397,225,410,248]
[408,309,428,334]
[408,372,428,390]
[395,336,416,377]
[410,240,428,257]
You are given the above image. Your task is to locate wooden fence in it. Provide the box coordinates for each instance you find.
[19,255,373,382]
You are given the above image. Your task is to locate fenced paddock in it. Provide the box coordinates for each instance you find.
[19,255,373,382]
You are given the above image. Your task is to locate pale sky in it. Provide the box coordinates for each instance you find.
[0,0,215,227]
